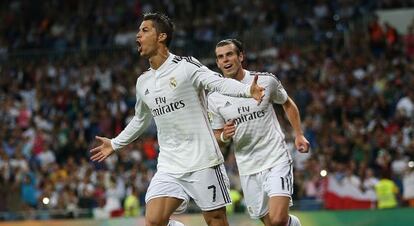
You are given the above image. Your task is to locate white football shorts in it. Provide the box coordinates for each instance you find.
[240,161,294,219]
[145,164,231,213]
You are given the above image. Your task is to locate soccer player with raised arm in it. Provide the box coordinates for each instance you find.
[89,13,265,226]
[208,39,309,226]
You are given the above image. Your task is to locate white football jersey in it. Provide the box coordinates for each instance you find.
[208,70,292,175]
[111,53,253,174]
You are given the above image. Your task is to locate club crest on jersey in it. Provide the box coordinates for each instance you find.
[145,89,150,95]
[169,77,177,89]
[225,101,232,107]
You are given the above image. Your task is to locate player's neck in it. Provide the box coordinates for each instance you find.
[149,47,169,70]
[234,68,245,81]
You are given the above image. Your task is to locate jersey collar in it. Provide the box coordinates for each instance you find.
[240,69,250,84]
[151,52,175,73]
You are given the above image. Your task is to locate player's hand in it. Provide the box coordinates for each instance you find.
[295,135,310,153]
[222,120,236,140]
[250,75,265,105]
[90,136,115,162]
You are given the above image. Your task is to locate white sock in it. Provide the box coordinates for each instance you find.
[288,214,301,226]
[168,219,186,226]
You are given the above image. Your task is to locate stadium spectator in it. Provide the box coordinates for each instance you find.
[368,14,386,57]
[396,89,414,118]
[403,164,414,207]
[124,186,141,217]
[404,25,414,59]
[375,171,399,209]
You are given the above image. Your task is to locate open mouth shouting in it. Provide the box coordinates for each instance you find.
[224,64,233,70]
[137,40,142,52]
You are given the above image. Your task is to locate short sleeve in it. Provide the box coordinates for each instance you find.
[269,75,288,104]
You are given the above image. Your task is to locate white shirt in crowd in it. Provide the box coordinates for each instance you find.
[403,170,414,200]
[396,96,414,118]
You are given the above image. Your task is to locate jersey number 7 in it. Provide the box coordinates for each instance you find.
[207,185,217,202]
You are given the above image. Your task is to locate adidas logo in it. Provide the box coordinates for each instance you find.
[145,89,149,95]
[225,101,231,107]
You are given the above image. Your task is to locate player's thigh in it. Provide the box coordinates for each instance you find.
[145,171,189,223]
[240,171,269,219]
[185,164,231,211]
[262,163,293,225]
[145,196,184,225]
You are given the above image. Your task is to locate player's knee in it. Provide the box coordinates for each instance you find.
[203,207,228,226]
[205,217,228,226]
[145,216,169,226]
[268,214,289,226]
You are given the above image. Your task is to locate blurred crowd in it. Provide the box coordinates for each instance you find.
[1,0,414,220]
[2,0,414,58]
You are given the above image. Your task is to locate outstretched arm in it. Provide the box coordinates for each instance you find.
[90,136,114,162]
[90,112,152,162]
[186,57,265,102]
[90,87,152,162]
[282,97,310,153]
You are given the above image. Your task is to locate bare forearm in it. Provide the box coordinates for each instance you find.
[213,129,228,147]
[283,97,303,136]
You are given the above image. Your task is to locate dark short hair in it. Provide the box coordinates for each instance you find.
[216,39,244,55]
[143,12,174,47]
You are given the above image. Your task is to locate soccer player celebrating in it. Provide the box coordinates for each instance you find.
[89,13,265,226]
[208,39,309,226]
